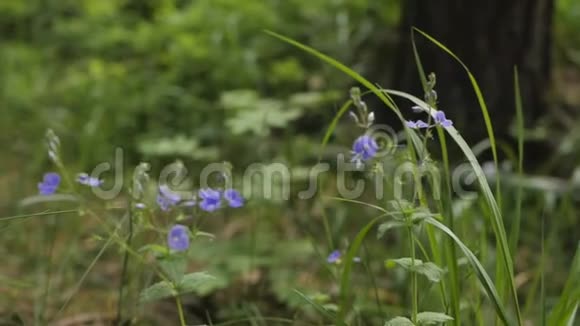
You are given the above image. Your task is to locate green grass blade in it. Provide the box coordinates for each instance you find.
[548,242,580,325]
[319,99,353,161]
[293,289,336,322]
[412,28,499,170]
[0,209,78,222]
[337,216,381,324]
[265,30,402,120]
[327,196,389,214]
[509,67,525,257]
[423,216,512,325]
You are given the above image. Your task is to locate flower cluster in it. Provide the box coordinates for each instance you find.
[406,110,453,129]
[162,187,244,251]
[77,173,103,187]
[157,186,244,213]
[351,134,379,168]
[198,187,244,211]
[38,171,102,196]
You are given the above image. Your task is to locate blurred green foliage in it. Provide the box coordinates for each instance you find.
[0,0,400,170]
[556,0,580,65]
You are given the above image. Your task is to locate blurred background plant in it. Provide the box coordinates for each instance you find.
[1,0,579,325]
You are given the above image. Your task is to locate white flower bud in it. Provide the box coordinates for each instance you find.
[349,111,360,124]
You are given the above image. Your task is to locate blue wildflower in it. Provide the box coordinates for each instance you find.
[327,250,361,264]
[199,188,221,212]
[167,224,189,251]
[406,120,428,129]
[38,172,60,195]
[352,135,378,160]
[327,250,341,264]
[223,189,244,208]
[157,185,181,211]
[77,173,103,187]
[434,111,453,127]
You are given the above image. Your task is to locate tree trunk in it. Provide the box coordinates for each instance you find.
[386,0,554,154]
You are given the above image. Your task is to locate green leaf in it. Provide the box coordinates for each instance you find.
[159,256,187,283]
[377,220,407,239]
[293,289,336,322]
[176,272,218,296]
[223,90,303,136]
[137,135,218,160]
[139,281,176,303]
[384,316,415,326]
[417,311,454,325]
[220,89,259,110]
[386,258,445,283]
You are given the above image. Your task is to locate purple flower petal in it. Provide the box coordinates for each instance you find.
[223,189,244,208]
[38,172,60,195]
[434,111,447,124]
[440,119,453,127]
[416,120,429,129]
[167,224,190,251]
[159,185,180,203]
[327,250,341,263]
[199,188,221,212]
[38,183,57,196]
[156,184,181,211]
[352,135,378,161]
[405,120,417,128]
[77,173,102,187]
[43,172,61,187]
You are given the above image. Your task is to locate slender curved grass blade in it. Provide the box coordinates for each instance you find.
[265,31,402,120]
[423,216,512,326]
[293,289,336,322]
[319,99,353,161]
[0,209,78,222]
[327,196,389,214]
[509,67,524,257]
[548,243,580,325]
[412,28,499,170]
